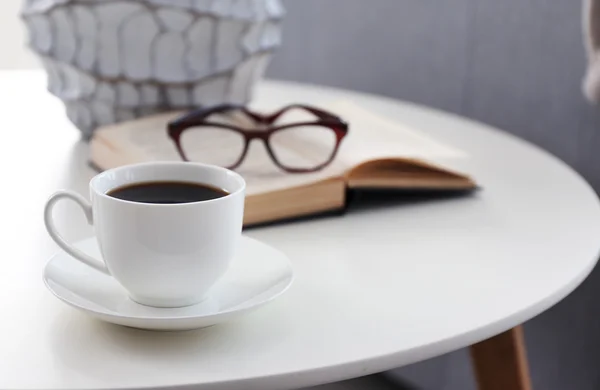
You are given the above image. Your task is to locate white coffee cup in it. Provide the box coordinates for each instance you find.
[44,161,246,308]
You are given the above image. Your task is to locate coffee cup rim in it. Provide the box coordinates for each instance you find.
[90,161,246,207]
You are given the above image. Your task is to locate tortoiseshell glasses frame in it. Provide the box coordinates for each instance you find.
[167,103,349,173]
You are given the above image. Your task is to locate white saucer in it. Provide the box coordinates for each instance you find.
[43,235,294,331]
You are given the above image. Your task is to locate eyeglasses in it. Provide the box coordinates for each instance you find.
[167,103,349,173]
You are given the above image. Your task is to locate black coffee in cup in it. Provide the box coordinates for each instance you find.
[107,181,228,204]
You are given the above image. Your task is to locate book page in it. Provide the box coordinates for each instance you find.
[98,99,466,196]
[322,100,466,164]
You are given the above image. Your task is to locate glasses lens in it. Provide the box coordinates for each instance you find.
[180,126,245,168]
[269,125,337,170]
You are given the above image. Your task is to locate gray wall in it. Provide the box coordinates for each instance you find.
[266,1,600,389]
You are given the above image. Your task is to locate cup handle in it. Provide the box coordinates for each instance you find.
[44,190,111,275]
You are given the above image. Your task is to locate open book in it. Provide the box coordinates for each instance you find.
[90,100,476,226]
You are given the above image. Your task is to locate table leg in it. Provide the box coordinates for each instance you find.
[469,326,532,390]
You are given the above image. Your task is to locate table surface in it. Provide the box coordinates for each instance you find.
[1,70,600,390]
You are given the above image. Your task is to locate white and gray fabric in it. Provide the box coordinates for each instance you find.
[583,0,600,102]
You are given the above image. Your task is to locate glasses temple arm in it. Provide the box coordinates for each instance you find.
[168,103,247,130]
[263,104,343,124]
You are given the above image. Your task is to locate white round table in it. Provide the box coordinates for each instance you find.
[1,70,599,390]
